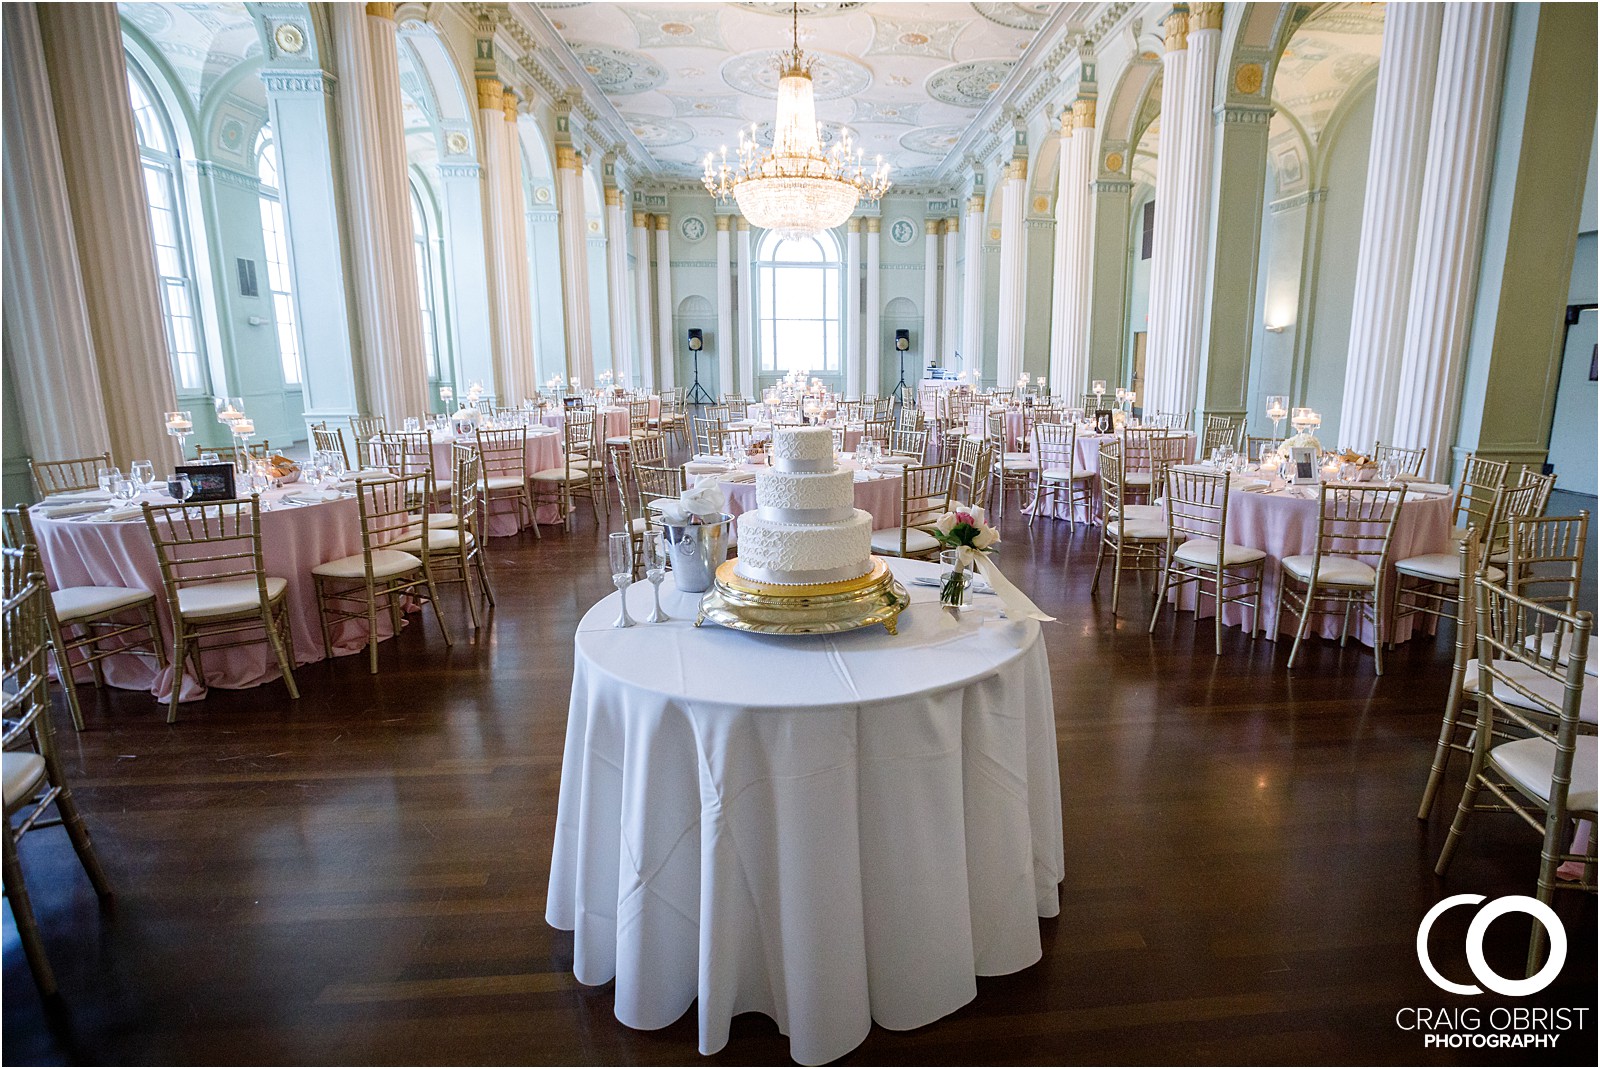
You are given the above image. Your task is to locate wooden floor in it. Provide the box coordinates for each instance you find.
[4,484,1595,1065]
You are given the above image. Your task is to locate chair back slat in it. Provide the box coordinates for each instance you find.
[1473,577,1593,751]
[1453,453,1510,535]
[2,577,54,747]
[888,427,927,459]
[476,426,529,482]
[29,452,113,497]
[1506,512,1588,615]
[1372,441,1427,477]
[1310,484,1407,570]
[142,497,271,606]
[635,462,686,516]
[900,463,955,536]
[1165,466,1230,544]
[312,427,350,468]
[451,445,483,538]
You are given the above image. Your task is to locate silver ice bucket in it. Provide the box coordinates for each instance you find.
[660,513,732,593]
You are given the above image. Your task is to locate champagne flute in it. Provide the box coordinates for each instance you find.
[643,529,669,623]
[609,532,636,628]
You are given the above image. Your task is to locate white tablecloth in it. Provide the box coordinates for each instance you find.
[545,557,1063,1064]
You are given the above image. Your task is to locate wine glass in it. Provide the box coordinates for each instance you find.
[112,473,139,508]
[609,532,635,628]
[643,530,669,623]
[97,465,121,495]
[167,473,193,503]
[1377,457,1398,484]
[131,459,155,491]
[1265,395,1288,437]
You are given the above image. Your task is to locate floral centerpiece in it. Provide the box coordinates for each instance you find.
[929,505,1000,606]
[1277,432,1323,458]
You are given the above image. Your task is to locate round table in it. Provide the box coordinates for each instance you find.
[426,428,564,535]
[543,405,631,443]
[710,458,905,541]
[545,557,1064,1065]
[1170,475,1455,645]
[1026,429,1197,522]
[30,486,396,703]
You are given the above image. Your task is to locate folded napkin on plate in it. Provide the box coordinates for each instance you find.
[1404,481,1452,496]
[1232,478,1269,492]
[852,470,880,482]
[684,462,729,476]
[721,470,757,484]
[85,506,144,523]
[42,490,113,505]
[874,456,912,466]
[288,488,342,503]
[690,453,729,464]
[36,501,109,519]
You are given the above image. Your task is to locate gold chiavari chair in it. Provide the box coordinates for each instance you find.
[837,400,868,422]
[722,396,751,419]
[1149,466,1267,654]
[29,453,113,497]
[1279,483,1407,675]
[1030,422,1094,528]
[143,495,299,721]
[987,410,1037,518]
[311,473,451,673]
[650,396,686,448]
[2,508,164,731]
[613,441,664,579]
[896,406,926,433]
[869,462,954,560]
[1119,427,1163,505]
[1243,436,1284,464]
[393,446,493,629]
[1434,577,1594,979]
[1200,414,1243,458]
[1446,454,1512,543]
[692,416,723,457]
[888,426,927,460]
[1392,455,1512,638]
[860,417,893,448]
[532,408,604,529]
[635,461,687,522]
[1091,440,1168,616]
[1081,392,1111,412]
[1153,410,1192,431]
[385,429,454,519]
[3,575,114,998]
[350,416,388,469]
[1372,441,1427,477]
[951,434,994,513]
[702,404,731,424]
[477,426,537,537]
[312,426,350,469]
[713,425,755,456]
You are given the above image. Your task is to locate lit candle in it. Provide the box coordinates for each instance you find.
[232,419,255,436]
[166,416,192,432]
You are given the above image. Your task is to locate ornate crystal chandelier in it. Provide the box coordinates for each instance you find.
[702,2,891,239]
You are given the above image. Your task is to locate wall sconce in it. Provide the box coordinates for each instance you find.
[1264,322,1287,334]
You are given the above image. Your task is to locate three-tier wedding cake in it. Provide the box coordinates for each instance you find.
[733,426,874,586]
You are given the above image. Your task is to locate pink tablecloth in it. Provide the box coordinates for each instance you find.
[544,405,631,443]
[715,463,904,544]
[31,488,395,704]
[1171,483,1454,645]
[428,429,564,536]
[1028,431,1196,522]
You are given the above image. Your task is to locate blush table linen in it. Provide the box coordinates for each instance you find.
[543,405,631,443]
[31,488,395,704]
[545,557,1063,1065]
[427,428,563,535]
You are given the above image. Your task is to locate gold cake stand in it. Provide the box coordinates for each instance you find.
[695,557,911,636]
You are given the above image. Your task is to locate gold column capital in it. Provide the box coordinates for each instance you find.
[476,76,503,112]
[968,194,984,213]
[925,219,941,236]
[737,217,750,231]
[945,216,960,235]
[715,214,731,232]
[502,94,519,123]
[1164,7,1190,51]
[653,214,670,231]
[865,217,880,233]
[633,209,649,228]
[365,3,395,19]
[846,218,862,233]
[1073,98,1097,130]
[1060,109,1076,137]
[1190,2,1223,31]
[556,145,582,171]
[1006,158,1027,182]
[605,188,622,208]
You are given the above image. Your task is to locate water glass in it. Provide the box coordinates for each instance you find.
[131,459,155,490]
[403,416,420,432]
[1377,458,1397,484]
[166,473,193,502]
[98,466,121,495]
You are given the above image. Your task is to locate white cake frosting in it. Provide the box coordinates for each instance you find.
[735,427,872,585]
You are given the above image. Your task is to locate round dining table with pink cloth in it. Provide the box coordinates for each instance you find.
[1169,480,1455,645]
[425,427,564,535]
[543,405,631,443]
[30,487,400,704]
[1027,429,1196,522]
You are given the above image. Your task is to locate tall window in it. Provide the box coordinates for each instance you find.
[128,66,205,393]
[255,130,302,386]
[755,230,841,373]
[410,182,442,380]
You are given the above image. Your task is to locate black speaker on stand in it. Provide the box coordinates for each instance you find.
[684,328,714,405]
[891,329,912,408]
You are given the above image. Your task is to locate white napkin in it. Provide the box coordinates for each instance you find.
[1404,481,1452,496]
[1232,478,1269,492]
[721,470,757,484]
[875,456,912,466]
[86,506,143,523]
[42,490,112,504]
[288,488,341,503]
[35,501,108,519]
[853,470,880,482]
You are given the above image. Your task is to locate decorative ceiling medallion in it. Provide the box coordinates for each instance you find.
[888,218,917,246]
[219,118,244,151]
[899,125,964,156]
[621,113,695,148]
[971,3,1054,31]
[1234,62,1264,95]
[680,216,707,242]
[851,99,921,126]
[445,131,470,155]
[737,2,866,14]
[865,14,967,60]
[720,49,871,101]
[122,3,173,36]
[273,22,306,55]
[926,60,1015,108]
[753,119,855,148]
[569,43,667,95]
[670,93,746,119]
[623,7,729,50]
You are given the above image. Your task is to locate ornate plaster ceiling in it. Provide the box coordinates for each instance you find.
[536,2,1056,186]
[119,1,263,110]
[1273,1,1385,144]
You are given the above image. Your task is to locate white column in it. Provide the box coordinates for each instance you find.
[556,146,594,385]
[35,1,178,465]
[865,218,882,397]
[480,80,528,403]
[715,215,734,398]
[632,210,655,390]
[1339,2,1445,451]
[844,219,862,396]
[996,159,1027,388]
[1059,99,1097,399]
[2,3,112,462]
[328,2,428,423]
[922,219,941,368]
[605,188,634,386]
[961,197,985,378]
[1164,3,1221,420]
[654,214,676,391]
[942,217,961,366]
[1144,8,1190,412]
[1391,3,1511,481]
[1048,111,1074,395]
[737,218,755,395]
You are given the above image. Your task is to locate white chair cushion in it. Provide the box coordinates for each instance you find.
[485,474,527,491]
[531,468,586,482]
[1281,553,1376,587]
[870,527,941,555]
[1173,538,1267,568]
[51,585,152,623]
[1041,467,1094,482]
[1464,659,1600,724]
[1124,472,1152,487]
[1490,736,1597,811]
[415,512,459,530]
[3,752,45,809]
[1003,451,1033,463]
[630,517,649,534]
[393,528,471,553]
[604,436,633,446]
[1524,632,1600,678]
[1110,518,1168,541]
[1108,504,1164,524]
[311,550,420,581]
[176,576,288,619]
[1395,552,1506,584]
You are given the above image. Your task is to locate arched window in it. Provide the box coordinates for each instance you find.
[255,129,302,386]
[754,230,842,374]
[127,64,205,394]
[409,181,442,381]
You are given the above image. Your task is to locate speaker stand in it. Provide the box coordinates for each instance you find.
[685,348,714,405]
[891,349,911,407]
